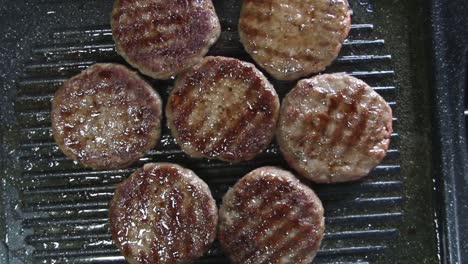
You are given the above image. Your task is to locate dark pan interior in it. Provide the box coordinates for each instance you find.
[0,0,439,263]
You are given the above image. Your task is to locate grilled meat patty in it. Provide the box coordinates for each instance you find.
[51,63,162,169]
[277,73,393,183]
[218,166,325,264]
[166,56,280,162]
[111,0,221,79]
[239,0,351,80]
[109,163,218,264]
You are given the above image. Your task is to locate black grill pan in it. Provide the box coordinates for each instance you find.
[1,0,464,263]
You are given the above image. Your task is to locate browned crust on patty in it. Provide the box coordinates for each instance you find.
[239,0,351,80]
[166,56,280,162]
[277,73,393,183]
[111,0,221,79]
[109,163,218,264]
[218,166,325,264]
[51,63,162,169]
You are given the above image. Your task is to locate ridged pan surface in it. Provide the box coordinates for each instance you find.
[0,0,439,263]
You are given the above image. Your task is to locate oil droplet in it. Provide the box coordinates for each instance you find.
[358,0,374,13]
[24,163,33,171]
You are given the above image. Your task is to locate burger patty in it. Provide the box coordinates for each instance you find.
[109,163,218,264]
[239,0,351,81]
[51,63,162,169]
[166,56,280,162]
[111,0,221,79]
[218,166,325,264]
[277,73,393,183]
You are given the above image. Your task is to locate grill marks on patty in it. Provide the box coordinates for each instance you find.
[239,0,351,80]
[218,167,325,264]
[166,56,280,162]
[109,163,217,264]
[277,73,393,183]
[51,63,162,169]
[112,0,221,79]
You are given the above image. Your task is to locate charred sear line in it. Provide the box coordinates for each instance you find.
[239,22,267,38]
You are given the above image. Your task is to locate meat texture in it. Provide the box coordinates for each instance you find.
[166,56,280,162]
[218,166,325,264]
[239,0,351,80]
[111,0,221,79]
[277,73,393,183]
[51,63,162,169]
[109,163,218,264]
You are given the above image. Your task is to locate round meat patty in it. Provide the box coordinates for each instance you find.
[109,163,218,264]
[277,73,393,183]
[111,0,221,79]
[166,56,280,162]
[218,166,325,264]
[239,0,351,80]
[51,63,162,169]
